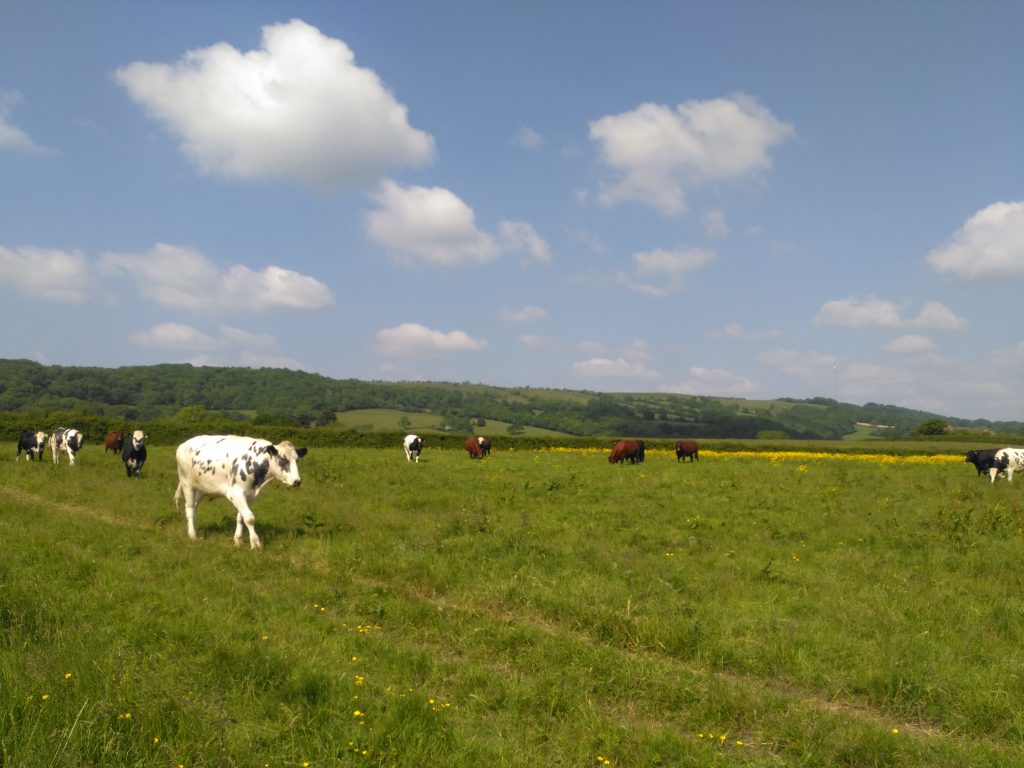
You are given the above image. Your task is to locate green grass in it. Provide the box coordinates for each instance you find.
[1,445,1022,766]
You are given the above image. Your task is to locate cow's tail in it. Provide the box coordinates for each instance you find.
[173,481,182,512]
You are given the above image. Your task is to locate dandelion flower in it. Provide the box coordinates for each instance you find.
[40,694,49,701]
[63,673,73,680]
[892,727,900,735]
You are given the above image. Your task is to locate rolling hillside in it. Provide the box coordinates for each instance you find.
[0,358,1020,440]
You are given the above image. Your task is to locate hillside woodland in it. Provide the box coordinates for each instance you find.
[0,359,1019,443]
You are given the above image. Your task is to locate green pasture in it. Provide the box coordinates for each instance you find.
[332,408,570,437]
[1,444,1022,766]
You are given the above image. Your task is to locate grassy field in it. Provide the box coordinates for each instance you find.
[2,443,1023,766]
[332,409,571,437]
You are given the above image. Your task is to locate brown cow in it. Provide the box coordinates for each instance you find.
[609,439,643,464]
[465,435,484,458]
[104,430,126,453]
[675,440,699,462]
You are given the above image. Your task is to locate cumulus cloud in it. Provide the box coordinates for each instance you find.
[499,305,548,324]
[814,296,965,330]
[100,243,332,312]
[365,180,549,267]
[663,367,756,396]
[130,322,218,350]
[571,357,660,380]
[0,92,50,154]
[619,247,715,297]
[927,201,1024,280]
[589,93,793,215]
[130,322,305,369]
[0,246,92,302]
[375,323,487,356]
[114,19,435,187]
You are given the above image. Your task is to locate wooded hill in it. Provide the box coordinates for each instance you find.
[0,358,1019,440]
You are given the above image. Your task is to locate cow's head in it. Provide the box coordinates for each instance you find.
[264,440,307,487]
[34,431,47,446]
[131,430,146,448]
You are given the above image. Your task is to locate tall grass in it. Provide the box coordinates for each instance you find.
[1,445,1020,766]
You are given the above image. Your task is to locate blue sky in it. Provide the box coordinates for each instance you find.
[2,2,1023,421]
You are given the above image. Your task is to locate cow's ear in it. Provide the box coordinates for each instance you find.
[296,447,308,458]
[264,444,279,456]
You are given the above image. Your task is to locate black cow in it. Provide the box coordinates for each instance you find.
[17,430,47,461]
[121,430,147,477]
[965,448,1003,477]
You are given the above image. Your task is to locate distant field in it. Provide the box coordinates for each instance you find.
[333,408,572,437]
[1,445,1019,766]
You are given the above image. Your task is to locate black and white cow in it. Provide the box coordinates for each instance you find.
[403,434,423,462]
[173,435,307,549]
[50,427,85,465]
[990,448,1024,483]
[121,430,147,478]
[477,436,491,457]
[965,448,1002,477]
[17,430,47,461]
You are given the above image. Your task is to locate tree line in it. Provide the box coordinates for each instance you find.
[1,358,1019,443]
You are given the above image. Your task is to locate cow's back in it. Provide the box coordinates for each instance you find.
[177,435,257,495]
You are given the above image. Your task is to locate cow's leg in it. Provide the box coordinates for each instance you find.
[1009,468,1015,482]
[180,486,202,540]
[227,490,261,549]
[990,467,999,483]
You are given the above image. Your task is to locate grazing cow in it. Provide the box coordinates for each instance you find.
[121,430,147,477]
[16,430,47,461]
[965,448,1001,477]
[50,427,85,465]
[609,439,643,464]
[173,435,307,549]
[104,430,126,453]
[465,435,483,458]
[989,448,1024,483]
[404,434,423,462]
[478,436,491,457]
[675,440,699,463]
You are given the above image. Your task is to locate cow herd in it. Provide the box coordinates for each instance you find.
[16,425,1024,551]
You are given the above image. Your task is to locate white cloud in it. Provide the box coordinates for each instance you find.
[514,125,545,149]
[499,305,548,324]
[814,296,964,331]
[375,323,487,356]
[130,323,218,350]
[115,19,435,187]
[619,247,716,297]
[758,349,839,379]
[663,367,756,396]
[101,243,332,312]
[130,322,306,369]
[0,91,50,154]
[884,334,935,353]
[589,93,793,215]
[0,246,91,302]
[927,202,1024,280]
[571,357,660,380]
[366,180,549,267]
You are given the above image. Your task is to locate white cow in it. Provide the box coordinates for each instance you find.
[173,435,307,549]
[990,448,1024,483]
[50,427,85,465]
[403,434,423,462]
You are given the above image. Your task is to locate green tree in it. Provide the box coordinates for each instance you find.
[915,419,949,436]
